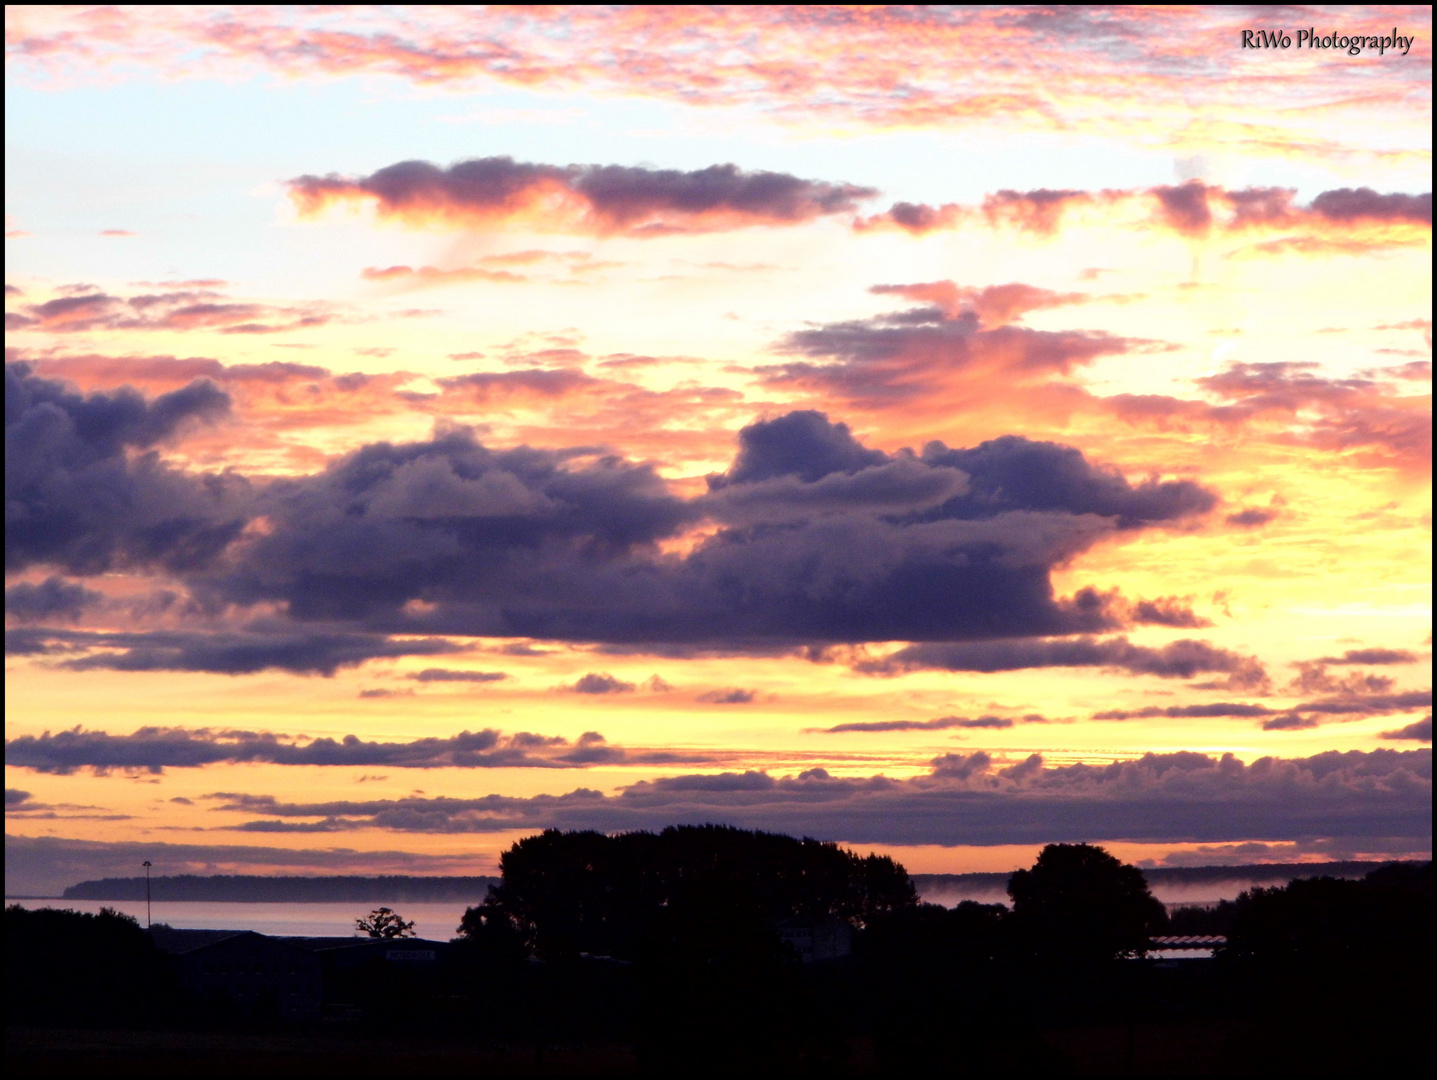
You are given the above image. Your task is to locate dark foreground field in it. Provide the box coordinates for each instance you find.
[1,1021,1298,1076]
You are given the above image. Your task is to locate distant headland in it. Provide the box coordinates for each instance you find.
[57,874,498,903]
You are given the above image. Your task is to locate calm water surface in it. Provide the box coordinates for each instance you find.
[4,899,474,940]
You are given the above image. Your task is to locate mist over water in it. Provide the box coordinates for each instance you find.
[915,869,1388,909]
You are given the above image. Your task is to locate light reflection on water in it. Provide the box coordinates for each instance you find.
[3,899,473,940]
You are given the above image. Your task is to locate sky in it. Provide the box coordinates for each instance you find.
[4,5,1431,896]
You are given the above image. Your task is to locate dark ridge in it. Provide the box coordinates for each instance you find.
[912,859,1424,896]
[58,874,497,903]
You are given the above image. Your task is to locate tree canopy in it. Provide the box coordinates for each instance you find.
[465,824,916,959]
[1007,842,1167,963]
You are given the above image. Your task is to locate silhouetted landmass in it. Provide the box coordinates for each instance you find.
[59,874,497,903]
[8,839,1431,1074]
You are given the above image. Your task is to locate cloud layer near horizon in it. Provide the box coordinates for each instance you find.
[195,748,1432,850]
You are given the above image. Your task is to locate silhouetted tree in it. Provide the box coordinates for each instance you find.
[1008,843,1167,965]
[355,906,415,938]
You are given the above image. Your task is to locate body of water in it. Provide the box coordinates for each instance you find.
[4,898,474,940]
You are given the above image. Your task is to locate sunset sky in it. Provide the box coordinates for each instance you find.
[5,5,1431,896]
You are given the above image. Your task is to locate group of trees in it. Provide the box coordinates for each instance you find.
[460,824,915,961]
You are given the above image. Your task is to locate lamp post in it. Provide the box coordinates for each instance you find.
[142,861,152,929]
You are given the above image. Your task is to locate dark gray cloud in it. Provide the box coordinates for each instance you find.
[695,688,757,704]
[1383,716,1432,741]
[8,368,1220,654]
[289,157,878,234]
[5,576,104,622]
[6,789,32,806]
[6,364,245,575]
[3,724,714,775]
[5,627,463,676]
[1225,508,1277,528]
[1309,188,1432,225]
[1317,648,1420,666]
[819,714,1015,734]
[858,635,1268,689]
[565,672,636,694]
[406,668,509,683]
[195,411,1214,648]
[208,748,1432,851]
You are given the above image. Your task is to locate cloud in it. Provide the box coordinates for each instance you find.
[1317,649,1420,666]
[1116,361,1431,472]
[6,627,463,677]
[182,410,1215,648]
[1093,702,1276,720]
[869,281,1092,328]
[5,577,104,622]
[6,288,332,335]
[564,672,636,694]
[1383,717,1432,742]
[819,714,1014,734]
[7,372,1219,654]
[361,264,526,287]
[3,724,720,775]
[1226,508,1277,528]
[764,300,1142,408]
[859,636,1268,689]
[289,157,876,236]
[6,789,32,806]
[1262,713,1319,731]
[853,183,1432,241]
[203,747,1433,851]
[406,668,509,683]
[1309,188,1432,225]
[6,363,245,575]
[695,688,756,704]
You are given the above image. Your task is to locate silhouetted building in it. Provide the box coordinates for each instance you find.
[776,917,852,963]
[149,929,451,1020]
[152,929,323,1021]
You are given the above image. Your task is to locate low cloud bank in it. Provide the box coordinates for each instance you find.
[207,748,1431,849]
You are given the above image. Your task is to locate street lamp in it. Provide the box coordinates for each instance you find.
[142,861,152,929]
